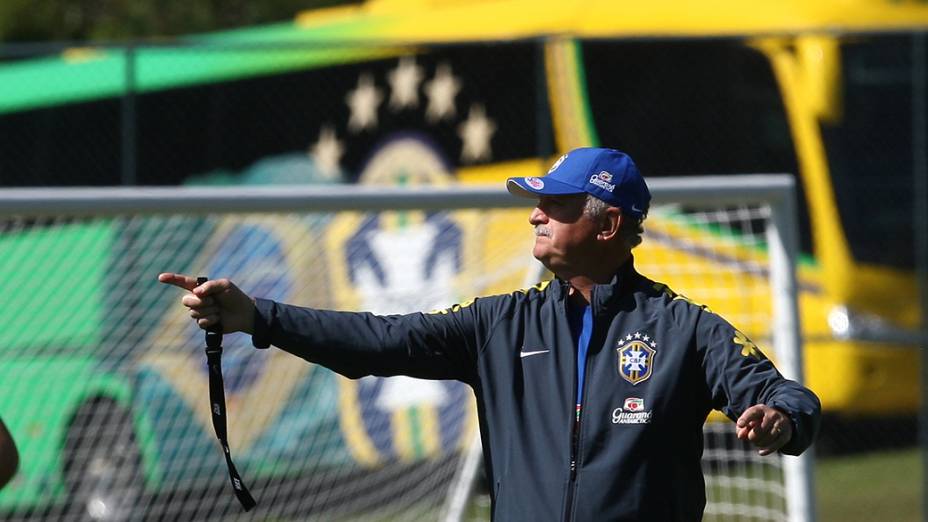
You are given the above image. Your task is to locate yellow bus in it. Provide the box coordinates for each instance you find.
[280,0,928,420]
[0,0,925,516]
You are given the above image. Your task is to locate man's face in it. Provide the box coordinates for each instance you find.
[529,194,600,273]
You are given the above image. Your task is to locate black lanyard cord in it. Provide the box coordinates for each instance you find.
[199,277,257,511]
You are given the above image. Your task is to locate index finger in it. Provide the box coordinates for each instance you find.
[158,272,199,291]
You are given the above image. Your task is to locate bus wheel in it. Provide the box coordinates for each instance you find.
[64,399,144,522]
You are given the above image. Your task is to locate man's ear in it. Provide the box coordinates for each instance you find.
[598,207,622,240]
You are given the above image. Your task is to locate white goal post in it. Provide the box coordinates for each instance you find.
[0,175,813,522]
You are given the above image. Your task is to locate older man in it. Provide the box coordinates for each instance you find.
[160,147,820,521]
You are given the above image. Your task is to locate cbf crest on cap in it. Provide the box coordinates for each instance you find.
[506,147,651,220]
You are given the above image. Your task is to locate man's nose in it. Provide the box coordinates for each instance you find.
[529,206,546,225]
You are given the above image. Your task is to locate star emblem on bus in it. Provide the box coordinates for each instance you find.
[307,56,497,177]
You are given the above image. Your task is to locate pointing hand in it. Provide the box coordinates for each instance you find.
[158,273,257,334]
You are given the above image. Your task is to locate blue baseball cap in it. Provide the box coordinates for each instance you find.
[506,147,651,220]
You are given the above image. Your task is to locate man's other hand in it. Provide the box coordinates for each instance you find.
[735,405,793,456]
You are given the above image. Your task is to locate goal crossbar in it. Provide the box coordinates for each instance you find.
[0,174,795,216]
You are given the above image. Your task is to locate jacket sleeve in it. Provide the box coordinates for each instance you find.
[250,297,481,384]
[696,310,821,455]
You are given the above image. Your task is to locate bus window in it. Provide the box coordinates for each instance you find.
[0,101,123,186]
[0,41,545,187]
[581,40,810,255]
[820,34,920,270]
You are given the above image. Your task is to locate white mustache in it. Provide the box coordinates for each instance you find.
[534,226,550,237]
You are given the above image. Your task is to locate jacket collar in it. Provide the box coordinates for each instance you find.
[552,255,640,311]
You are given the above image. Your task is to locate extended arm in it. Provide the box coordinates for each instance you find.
[698,312,821,456]
[159,273,481,384]
[250,299,479,382]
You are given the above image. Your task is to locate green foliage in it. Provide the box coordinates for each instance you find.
[0,0,359,42]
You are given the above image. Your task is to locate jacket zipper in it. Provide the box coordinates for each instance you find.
[563,405,582,522]
[563,286,594,522]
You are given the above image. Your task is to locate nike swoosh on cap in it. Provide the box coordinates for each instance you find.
[520,349,550,358]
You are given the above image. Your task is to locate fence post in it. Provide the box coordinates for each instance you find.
[121,43,137,186]
[912,31,928,522]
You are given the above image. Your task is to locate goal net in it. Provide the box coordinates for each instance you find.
[0,178,811,522]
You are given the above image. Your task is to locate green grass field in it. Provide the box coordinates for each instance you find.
[266,447,923,521]
[817,448,922,522]
[462,448,923,521]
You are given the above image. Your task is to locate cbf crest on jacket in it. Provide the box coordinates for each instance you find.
[252,259,821,521]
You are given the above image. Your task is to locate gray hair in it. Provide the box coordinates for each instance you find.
[583,194,645,250]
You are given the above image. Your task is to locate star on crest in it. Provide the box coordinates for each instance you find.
[621,332,658,348]
[346,73,383,132]
[458,103,496,163]
[387,56,424,111]
[308,125,344,179]
[424,63,461,123]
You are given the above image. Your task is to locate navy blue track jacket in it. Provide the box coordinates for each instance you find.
[251,259,821,521]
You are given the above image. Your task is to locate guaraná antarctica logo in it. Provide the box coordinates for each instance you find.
[612,396,653,425]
